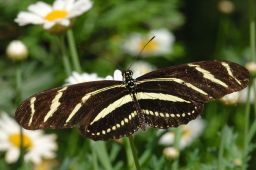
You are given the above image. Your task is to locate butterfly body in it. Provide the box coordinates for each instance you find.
[15,60,249,140]
[122,70,147,130]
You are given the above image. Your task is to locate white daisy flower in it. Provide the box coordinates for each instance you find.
[15,0,92,30]
[129,61,155,78]
[220,92,240,105]
[123,28,175,57]
[159,118,205,149]
[66,70,123,85]
[6,40,28,61]
[65,71,104,85]
[0,112,57,164]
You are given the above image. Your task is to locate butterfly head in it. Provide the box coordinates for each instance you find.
[122,70,136,92]
[122,70,133,79]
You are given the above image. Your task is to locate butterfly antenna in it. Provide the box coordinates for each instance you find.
[127,36,155,70]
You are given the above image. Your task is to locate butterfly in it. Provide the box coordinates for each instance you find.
[15,60,249,140]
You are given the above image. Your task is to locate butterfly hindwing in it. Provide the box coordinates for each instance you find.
[135,85,204,128]
[80,91,141,140]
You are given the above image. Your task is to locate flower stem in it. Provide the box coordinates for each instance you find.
[15,64,25,167]
[242,86,251,170]
[249,0,256,61]
[15,66,22,105]
[128,136,141,170]
[218,126,226,170]
[59,36,72,76]
[67,29,82,72]
[242,0,256,168]
[90,141,99,170]
[172,128,181,170]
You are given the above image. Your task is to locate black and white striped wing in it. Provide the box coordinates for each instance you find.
[134,92,204,129]
[15,81,124,129]
[15,60,250,141]
[137,60,249,100]
[135,60,249,128]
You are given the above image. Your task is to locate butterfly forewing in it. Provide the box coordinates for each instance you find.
[15,80,123,129]
[136,60,249,99]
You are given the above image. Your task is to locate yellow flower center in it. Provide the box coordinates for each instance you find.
[139,39,158,52]
[9,133,33,150]
[44,10,69,21]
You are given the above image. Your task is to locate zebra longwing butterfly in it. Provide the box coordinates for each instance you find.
[15,60,249,140]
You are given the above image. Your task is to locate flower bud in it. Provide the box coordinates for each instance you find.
[218,0,235,14]
[245,62,256,75]
[6,40,28,61]
[233,158,242,167]
[163,147,180,160]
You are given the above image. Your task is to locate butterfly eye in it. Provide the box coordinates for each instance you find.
[129,70,133,75]
[122,70,133,77]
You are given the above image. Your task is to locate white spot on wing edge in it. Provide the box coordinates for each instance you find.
[28,97,36,126]
[188,63,228,88]
[221,62,242,85]
[44,86,67,122]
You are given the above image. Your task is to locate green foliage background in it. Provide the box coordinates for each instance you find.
[0,0,255,169]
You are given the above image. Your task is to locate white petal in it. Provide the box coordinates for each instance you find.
[41,150,56,158]
[130,61,155,78]
[239,81,256,104]
[179,138,191,149]
[25,152,42,164]
[5,148,19,163]
[64,0,75,11]
[53,0,66,10]
[159,132,175,146]
[0,113,20,133]
[59,19,70,26]
[113,70,123,81]
[43,22,55,29]
[123,33,142,56]
[15,12,45,26]
[28,1,52,17]
[69,0,93,17]
[148,29,175,55]
[105,75,113,80]
[0,132,7,140]
[0,141,10,151]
